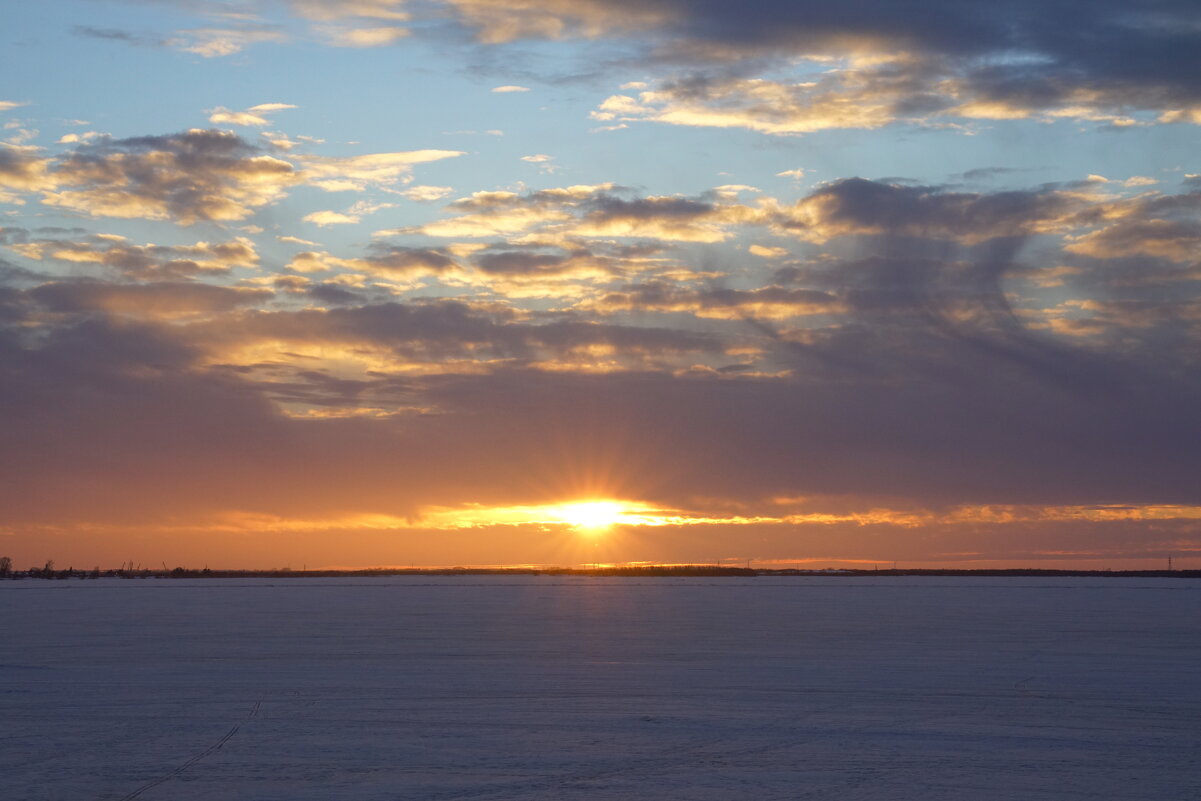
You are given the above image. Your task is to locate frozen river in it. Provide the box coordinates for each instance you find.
[3,576,1200,800]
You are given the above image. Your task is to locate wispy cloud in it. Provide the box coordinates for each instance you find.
[208,103,297,127]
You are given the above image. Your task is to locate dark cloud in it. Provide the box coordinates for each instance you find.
[951,166,1040,184]
[470,246,616,277]
[416,360,1201,510]
[562,2,1201,131]
[362,246,456,274]
[779,177,1081,242]
[589,0,1201,101]
[595,281,841,319]
[0,263,48,284]
[72,26,166,48]
[29,281,273,317]
[0,308,284,523]
[475,250,577,275]
[201,300,722,363]
[583,193,713,221]
[44,129,296,223]
[307,283,372,306]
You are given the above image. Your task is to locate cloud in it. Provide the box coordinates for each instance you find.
[453,2,1194,132]
[590,59,1184,135]
[3,289,1199,532]
[593,282,843,320]
[11,2,1201,568]
[208,103,297,127]
[0,145,55,199]
[56,132,102,145]
[472,249,586,276]
[1,247,1200,566]
[445,0,671,43]
[68,0,1201,133]
[190,299,724,384]
[287,246,456,277]
[1064,219,1201,262]
[30,280,273,319]
[302,210,360,227]
[446,246,639,297]
[73,26,167,49]
[399,186,595,238]
[521,153,560,173]
[299,149,464,192]
[0,101,27,112]
[398,185,453,202]
[572,191,754,242]
[286,0,409,21]
[284,0,410,46]
[167,26,288,57]
[3,231,259,280]
[91,2,412,56]
[303,201,396,227]
[767,177,1086,244]
[4,149,1201,561]
[36,129,294,223]
[591,67,940,134]
[401,179,1132,263]
[319,25,409,46]
[0,306,322,527]
[406,183,760,242]
[278,235,320,246]
[491,85,531,93]
[4,130,459,225]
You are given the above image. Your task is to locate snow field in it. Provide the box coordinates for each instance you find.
[3,576,1199,800]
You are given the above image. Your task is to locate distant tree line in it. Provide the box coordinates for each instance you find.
[0,558,102,579]
[0,557,1197,580]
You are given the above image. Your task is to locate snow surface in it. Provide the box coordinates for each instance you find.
[3,576,1200,800]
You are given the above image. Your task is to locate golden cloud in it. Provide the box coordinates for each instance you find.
[4,231,260,280]
[207,103,297,127]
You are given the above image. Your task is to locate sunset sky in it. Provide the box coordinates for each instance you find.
[3,0,1201,569]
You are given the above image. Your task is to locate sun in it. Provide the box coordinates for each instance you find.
[552,501,627,531]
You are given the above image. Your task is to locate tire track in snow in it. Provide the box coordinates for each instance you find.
[116,699,260,800]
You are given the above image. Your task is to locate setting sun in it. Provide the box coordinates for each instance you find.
[550,501,627,531]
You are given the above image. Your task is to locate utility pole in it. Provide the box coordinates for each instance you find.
[1168,555,1173,571]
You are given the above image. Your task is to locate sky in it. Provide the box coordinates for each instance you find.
[2,0,1201,570]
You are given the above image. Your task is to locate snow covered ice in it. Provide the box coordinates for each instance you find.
[3,576,1200,800]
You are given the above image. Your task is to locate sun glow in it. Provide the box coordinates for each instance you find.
[550,501,627,531]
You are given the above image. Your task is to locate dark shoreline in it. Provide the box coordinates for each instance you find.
[7,566,1199,580]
